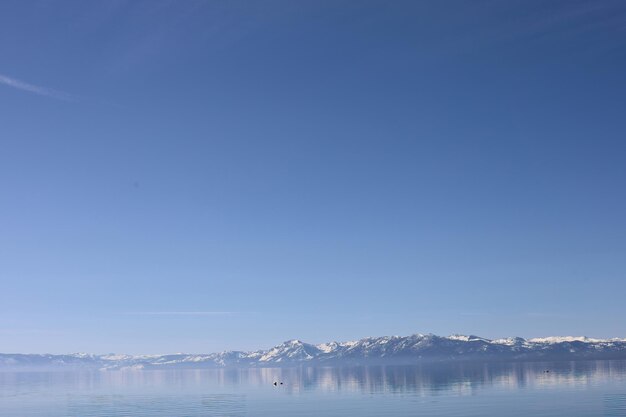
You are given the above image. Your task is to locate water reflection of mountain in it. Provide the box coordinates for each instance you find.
[2,361,625,397]
[114,360,626,395]
[221,361,626,394]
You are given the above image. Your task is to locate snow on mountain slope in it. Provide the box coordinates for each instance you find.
[2,333,626,369]
[528,336,626,344]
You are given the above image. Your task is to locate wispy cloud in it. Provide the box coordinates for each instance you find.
[126,311,236,316]
[0,73,75,101]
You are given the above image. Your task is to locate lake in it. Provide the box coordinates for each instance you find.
[1,361,626,416]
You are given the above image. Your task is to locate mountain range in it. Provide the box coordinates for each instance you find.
[2,333,626,370]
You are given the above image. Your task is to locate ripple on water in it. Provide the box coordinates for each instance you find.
[65,394,247,417]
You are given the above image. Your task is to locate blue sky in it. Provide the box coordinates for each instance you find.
[1,0,625,354]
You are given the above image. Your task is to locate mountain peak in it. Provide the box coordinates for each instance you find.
[3,332,626,369]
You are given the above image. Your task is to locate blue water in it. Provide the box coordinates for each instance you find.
[1,361,626,416]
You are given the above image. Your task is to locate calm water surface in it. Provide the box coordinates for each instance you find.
[1,361,626,416]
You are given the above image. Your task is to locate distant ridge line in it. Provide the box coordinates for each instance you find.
[2,333,626,370]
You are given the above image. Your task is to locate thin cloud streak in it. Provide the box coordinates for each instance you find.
[126,311,236,316]
[0,73,75,101]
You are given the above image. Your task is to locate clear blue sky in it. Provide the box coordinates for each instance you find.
[1,0,625,354]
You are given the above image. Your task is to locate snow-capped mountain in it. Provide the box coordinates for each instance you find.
[2,333,626,370]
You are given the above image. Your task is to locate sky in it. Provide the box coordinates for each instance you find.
[1,0,625,355]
